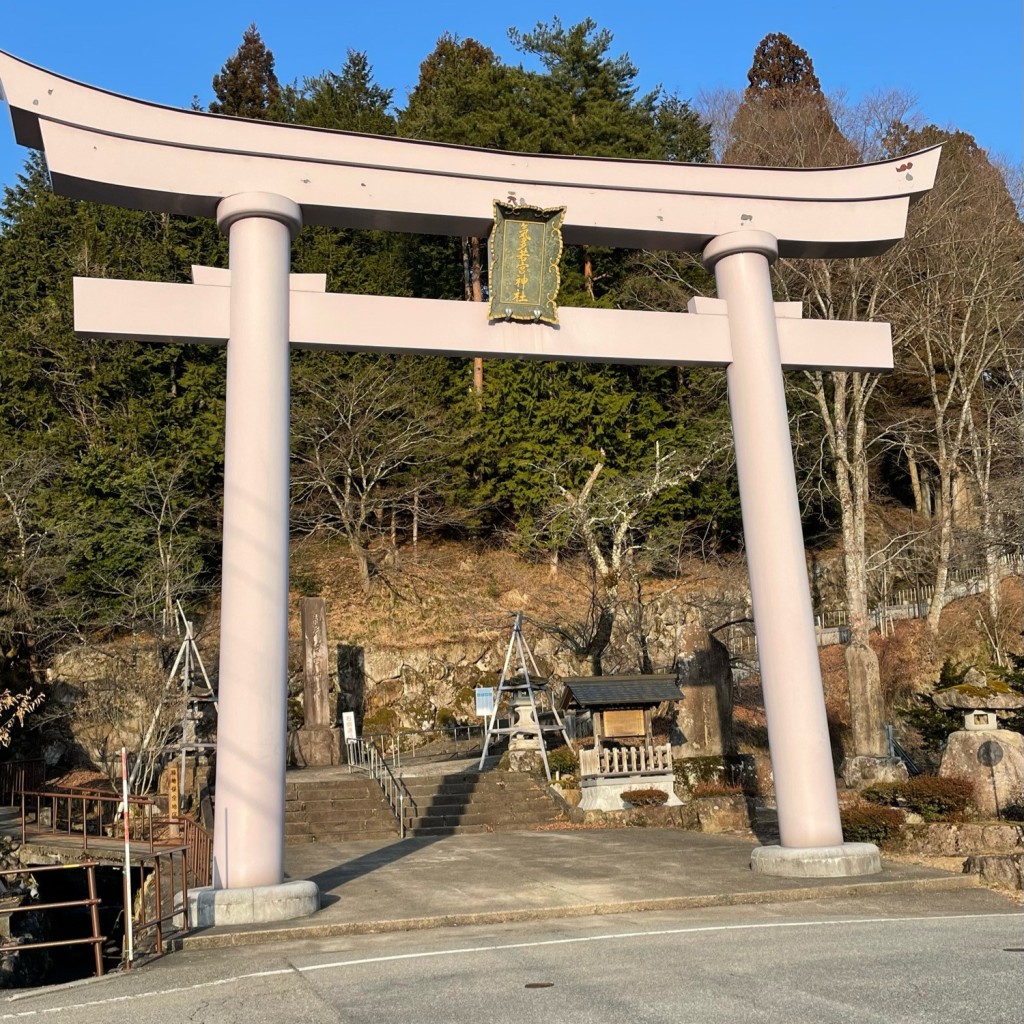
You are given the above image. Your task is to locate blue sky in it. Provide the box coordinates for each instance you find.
[0,0,1020,190]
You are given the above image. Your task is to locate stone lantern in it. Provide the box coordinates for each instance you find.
[935,669,1024,818]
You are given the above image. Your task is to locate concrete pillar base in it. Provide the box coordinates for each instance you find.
[187,880,320,928]
[751,842,881,878]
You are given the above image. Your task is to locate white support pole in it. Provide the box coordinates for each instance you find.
[212,192,302,889]
[704,230,845,852]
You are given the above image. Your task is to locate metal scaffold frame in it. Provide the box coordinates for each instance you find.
[478,613,571,782]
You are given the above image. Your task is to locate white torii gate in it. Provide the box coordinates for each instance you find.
[0,51,941,917]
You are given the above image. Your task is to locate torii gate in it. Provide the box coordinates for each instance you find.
[0,51,941,919]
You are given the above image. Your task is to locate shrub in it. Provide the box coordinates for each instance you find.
[545,746,579,777]
[674,755,758,795]
[621,788,669,807]
[841,805,904,845]
[862,775,974,821]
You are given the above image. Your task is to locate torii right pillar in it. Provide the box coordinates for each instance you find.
[704,229,879,876]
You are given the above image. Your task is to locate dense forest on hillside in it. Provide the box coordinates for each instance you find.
[0,22,1021,755]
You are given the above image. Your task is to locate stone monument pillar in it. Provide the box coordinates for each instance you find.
[290,597,343,766]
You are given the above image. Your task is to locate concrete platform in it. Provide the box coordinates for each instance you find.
[178,827,979,951]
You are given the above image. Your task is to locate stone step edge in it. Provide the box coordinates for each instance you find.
[177,874,981,951]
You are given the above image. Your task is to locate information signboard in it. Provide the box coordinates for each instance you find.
[475,687,496,718]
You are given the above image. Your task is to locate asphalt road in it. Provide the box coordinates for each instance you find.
[6,889,1022,1024]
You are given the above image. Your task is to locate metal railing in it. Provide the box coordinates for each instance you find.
[21,788,162,851]
[345,738,413,838]
[726,553,1024,660]
[0,759,45,805]
[175,816,212,889]
[132,848,190,956]
[19,786,212,891]
[361,724,489,769]
[0,861,105,978]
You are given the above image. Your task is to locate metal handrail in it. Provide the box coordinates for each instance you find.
[21,788,164,851]
[0,759,45,804]
[0,861,105,978]
[361,725,486,769]
[346,738,413,838]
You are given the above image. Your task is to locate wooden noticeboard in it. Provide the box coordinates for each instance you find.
[601,709,645,738]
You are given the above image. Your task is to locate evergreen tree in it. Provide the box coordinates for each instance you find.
[290,51,396,135]
[0,155,226,677]
[724,32,855,168]
[745,32,823,104]
[209,23,282,119]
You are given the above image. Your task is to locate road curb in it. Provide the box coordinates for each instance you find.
[178,873,979,950]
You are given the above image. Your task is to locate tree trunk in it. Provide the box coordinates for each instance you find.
[907,447,926,516]
[412,489,420,557]
[470,237,484,397]
[926,470,955,632]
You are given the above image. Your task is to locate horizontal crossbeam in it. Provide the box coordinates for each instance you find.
[0,51,940,257]
[73,277,893,372]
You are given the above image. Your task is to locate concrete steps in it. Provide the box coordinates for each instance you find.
[402,771,564,837]
[284,770,566,843]
[284,777,400,845]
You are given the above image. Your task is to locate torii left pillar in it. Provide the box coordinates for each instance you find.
[212,193,304,893]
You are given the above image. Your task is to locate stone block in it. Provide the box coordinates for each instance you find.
[964,853,1024,890]
[187,880,320,928]
[693,794,752,833]
[288,726,343,767]
[901,822,1024,857]
[939,729,1024,818]
[841,755,908,789]
[577,775,681,811]
[751,842,881,877]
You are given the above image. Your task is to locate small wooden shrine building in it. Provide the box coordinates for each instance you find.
[561,675,683,744]
[560,675,684,791]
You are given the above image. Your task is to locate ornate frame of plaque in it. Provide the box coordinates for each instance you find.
[488,200,565,324]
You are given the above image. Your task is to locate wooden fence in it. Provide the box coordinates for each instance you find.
[579,743,673,778]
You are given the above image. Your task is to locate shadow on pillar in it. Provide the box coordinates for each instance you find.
[336,643,366,732]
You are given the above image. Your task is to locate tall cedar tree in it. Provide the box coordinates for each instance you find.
[210,24,281,119]
[725,33,855,168]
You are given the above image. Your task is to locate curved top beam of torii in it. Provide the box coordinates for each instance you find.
[0,50,939,257]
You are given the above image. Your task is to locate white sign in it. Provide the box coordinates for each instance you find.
[341,711,357,741]
[475,688,496,718]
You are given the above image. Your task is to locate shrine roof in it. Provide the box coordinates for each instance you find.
[560,675,684,709]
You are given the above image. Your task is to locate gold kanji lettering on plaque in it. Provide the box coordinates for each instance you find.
[488,201,565,324]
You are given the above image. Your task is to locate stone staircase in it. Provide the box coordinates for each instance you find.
[285,776,401,845]
[402,771,565,837]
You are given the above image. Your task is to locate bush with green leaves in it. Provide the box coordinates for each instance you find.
[621,788,669,807]
[841,805,904,845]
[545,745,579,777]
[862,775,975,821]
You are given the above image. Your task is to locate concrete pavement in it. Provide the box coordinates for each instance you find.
[180,827,982,950]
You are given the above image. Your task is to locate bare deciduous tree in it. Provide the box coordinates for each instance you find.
[291,357,453,593]
[538,443,720,673]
